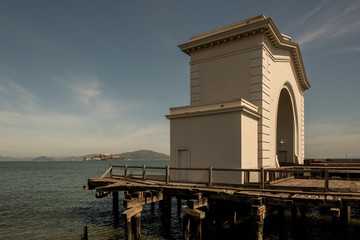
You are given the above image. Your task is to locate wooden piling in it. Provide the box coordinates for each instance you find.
[208,166,213,187]
[182,206,205,240]
[151,202,155,211]
[299,206,306,219]
[134,213,141,239]
[291,206,300,220]
[161,194,172,237]
[142,165,146,181]
[124,164,128,179]
[252,205,266,240]
[81,226,88,240]
[112,192,119,217]
[324,168,329,191]
[231,209,237,227]
[125,217,132,240]
[122,206,143,240]
[177,197,182,215]
[341,203,351,223]
[166,165,170,184]
[183,214,190,240]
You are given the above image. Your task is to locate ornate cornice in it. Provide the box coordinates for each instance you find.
[178,15,311,90]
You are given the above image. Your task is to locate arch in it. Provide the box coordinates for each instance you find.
[276,83,299,165]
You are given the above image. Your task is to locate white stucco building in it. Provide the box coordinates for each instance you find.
[166,15,310,183]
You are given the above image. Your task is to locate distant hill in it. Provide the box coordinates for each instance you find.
[118,150,169,160]
[32,156,56,162]
[0,150,169,162]
[0,156,30,161]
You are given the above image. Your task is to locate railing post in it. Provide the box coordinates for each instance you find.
[208,166,213,187]
[110,164,113,177]
[124,164,128,180]
[245,170,250,184]
[260,167,265,189]
[166,165,170,184]
[324,168,329,192]
[142,165,146,181]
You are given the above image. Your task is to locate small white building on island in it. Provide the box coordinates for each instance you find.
[166,15,310,184]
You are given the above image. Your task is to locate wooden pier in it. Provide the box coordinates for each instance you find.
[85,164,360,239]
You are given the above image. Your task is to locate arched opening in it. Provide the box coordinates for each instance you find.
[277,88,295,164]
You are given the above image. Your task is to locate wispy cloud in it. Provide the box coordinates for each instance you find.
[56,74,101,105]
[284,0,328,33]
[330,46,360,54]
[289,1,360,48]
[0,108,169,157]
[0,77,37,111]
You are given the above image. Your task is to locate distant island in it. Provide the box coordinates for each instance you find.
[0,150,170,162]
[84,150,169,161]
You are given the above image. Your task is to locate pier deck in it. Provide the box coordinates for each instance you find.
[87,175,360,208]
[85,165,360,240]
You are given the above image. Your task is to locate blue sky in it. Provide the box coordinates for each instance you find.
[0,0,359,158]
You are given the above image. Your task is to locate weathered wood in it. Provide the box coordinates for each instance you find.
[341,203,351,223]
[260,168,265,189]
[264,197,293,207]
[182,206,205,220]
[134,213,141,240]
[125,217,132,240]
[166,165,170,184]
[268,176,294,185]
[299,206,306,219]
[177,197,182,215]
[123,191,163,208]
[188,197,208,209]
[95,191,110,198]
[124,164,128,180]
[325,168,329,191]
[330,208,340,218]
[244,170,250,183]
[113,191,119,217]
[122,206,143,219]
[101,165,113,179]
[142,165,146,181]
[252,204,266,218]
[87,166,360,222]
[183,214,190,240]
[208,166,213,187]
[194,218,202,240]
[252,204,266,240]
[291,206,300,220]
[81,226,88,240]
[151,202,155,211]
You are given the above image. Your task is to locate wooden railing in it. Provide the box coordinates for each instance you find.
[99,164,360,192]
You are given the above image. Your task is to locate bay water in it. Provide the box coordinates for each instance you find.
[1,160,360,239]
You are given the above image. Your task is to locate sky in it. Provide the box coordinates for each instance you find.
[0,0,360,158]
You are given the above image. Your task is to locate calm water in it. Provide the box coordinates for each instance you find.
[1,160,360,239]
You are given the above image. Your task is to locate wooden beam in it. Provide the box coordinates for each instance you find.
[123,191,163,208]
[188,197,208,209]
[251,204,266,218]
[122,205,143,219]
[182,206,205,220]
[96,191,110,198]
[330,208,340,218]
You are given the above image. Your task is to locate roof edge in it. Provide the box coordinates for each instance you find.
[178,16,310,90]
